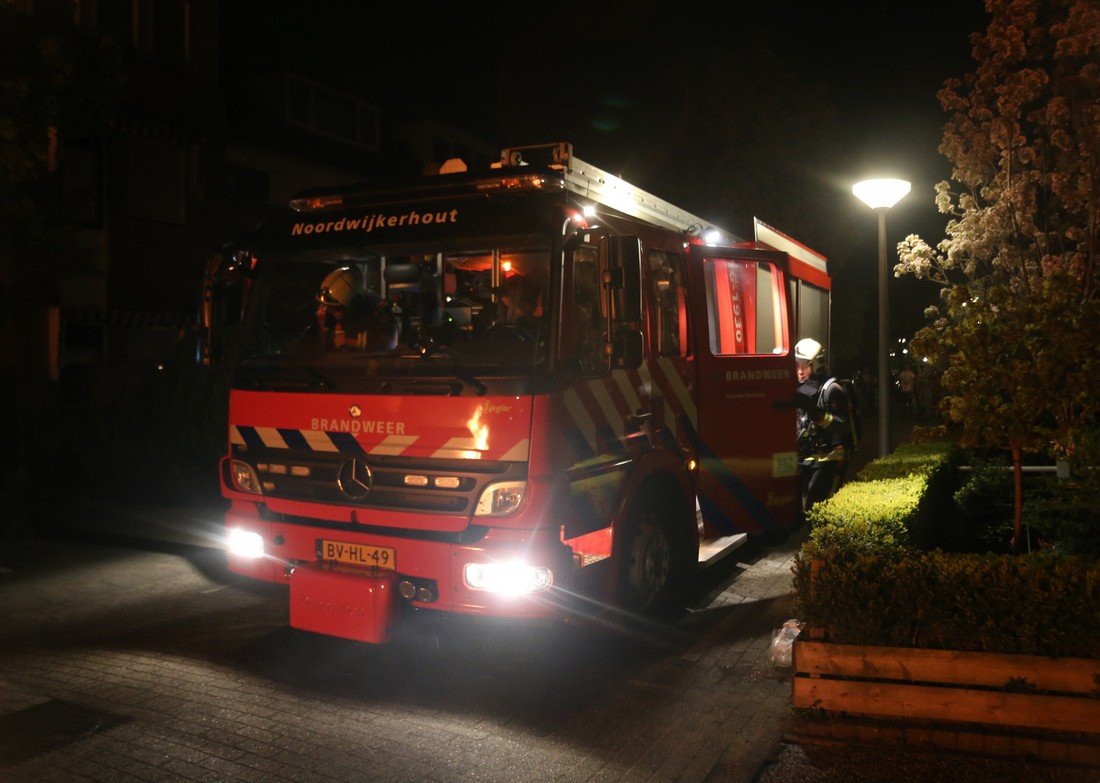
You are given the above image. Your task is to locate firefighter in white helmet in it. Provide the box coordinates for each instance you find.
[794,337,854,512]
[315,266,393,350]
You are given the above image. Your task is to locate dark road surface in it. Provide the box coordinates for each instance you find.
[0,508,1094,783]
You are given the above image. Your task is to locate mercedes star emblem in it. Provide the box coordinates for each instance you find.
[337,457,373,500]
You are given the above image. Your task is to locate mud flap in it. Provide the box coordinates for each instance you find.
[289,564,398,644]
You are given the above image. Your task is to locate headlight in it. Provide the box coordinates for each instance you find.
[226,528,264,559]
[229,459,262,494]
[464,561,553,594]
[474,481,526,516]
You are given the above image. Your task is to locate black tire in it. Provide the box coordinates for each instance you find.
[617,490,695,617]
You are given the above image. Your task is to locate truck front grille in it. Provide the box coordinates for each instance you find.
[230,446,524,515]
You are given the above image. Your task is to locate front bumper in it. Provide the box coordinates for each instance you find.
[289,563,397,644]
[224,501,573,641]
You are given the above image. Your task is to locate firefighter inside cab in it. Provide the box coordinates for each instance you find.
[794,337,853,512]
[491,272,540,325]
[314,266,397,351]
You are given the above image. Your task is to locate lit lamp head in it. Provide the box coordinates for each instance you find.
[852,179,911,209]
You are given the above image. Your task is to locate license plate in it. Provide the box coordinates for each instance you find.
[318,540,396,570]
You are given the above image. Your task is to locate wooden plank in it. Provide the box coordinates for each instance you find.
[794,641,1100,695]
[792,677,1100,734]
[784,714,1100,766]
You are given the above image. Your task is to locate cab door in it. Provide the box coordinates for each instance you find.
[687,246,800,536]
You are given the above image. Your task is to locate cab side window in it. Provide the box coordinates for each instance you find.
[648,250,688,357]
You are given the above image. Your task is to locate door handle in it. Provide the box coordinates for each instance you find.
[629,410,653,426]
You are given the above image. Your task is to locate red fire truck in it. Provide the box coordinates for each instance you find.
[201,142,831,643]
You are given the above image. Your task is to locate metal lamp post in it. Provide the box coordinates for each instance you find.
[853,178,911,457]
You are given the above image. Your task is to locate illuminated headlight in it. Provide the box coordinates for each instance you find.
[464,561,553,594]
[230,460,262,494]
[474,481,526,516]
[226,529,264,559]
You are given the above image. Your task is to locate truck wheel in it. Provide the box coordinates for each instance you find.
[618,493,693,616]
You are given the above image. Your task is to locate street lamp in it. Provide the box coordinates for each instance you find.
[853,178,910,457]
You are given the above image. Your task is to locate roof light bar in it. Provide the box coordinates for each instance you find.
[474,174,547,192]
[290,194,345,212]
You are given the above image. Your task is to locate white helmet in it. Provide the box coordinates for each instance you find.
[795,337,825,373]
[316,267,363,307]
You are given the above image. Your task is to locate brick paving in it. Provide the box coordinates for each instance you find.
[0,527,805,783]
[4,514,1095,783]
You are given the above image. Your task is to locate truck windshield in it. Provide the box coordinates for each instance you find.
[235,240,552,388]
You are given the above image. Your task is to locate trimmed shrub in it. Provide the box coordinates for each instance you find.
[793,441,1100,658]
[794,547,1099,657]
[951,461,1015,553]
[803,442,955,554]
[1023,475,1100,558]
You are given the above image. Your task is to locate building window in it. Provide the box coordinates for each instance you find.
[61,143,102,227]
[313,88,355,140]
[285,76,379,152]
[125,138,185,223]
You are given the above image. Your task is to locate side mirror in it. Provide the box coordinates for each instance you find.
[599,235,642,324]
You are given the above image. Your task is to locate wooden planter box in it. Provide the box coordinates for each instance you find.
[789,639,1100,765]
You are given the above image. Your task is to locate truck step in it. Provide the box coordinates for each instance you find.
[698,534,748,567]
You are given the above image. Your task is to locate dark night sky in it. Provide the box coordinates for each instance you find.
[227,0,993,342]
[229,2,988,172]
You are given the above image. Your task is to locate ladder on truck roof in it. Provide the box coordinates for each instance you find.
[500,142,740,240]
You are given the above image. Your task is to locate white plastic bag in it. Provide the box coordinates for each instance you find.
[769,619,802,667]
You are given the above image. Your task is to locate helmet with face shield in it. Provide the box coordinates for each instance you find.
[316,266,364,308]
[795,337,825,374]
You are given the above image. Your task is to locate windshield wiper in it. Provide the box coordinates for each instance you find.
[241,354,337,391]
[417,347,487,396]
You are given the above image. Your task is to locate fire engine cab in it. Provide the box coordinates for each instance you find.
[202,142,831,643]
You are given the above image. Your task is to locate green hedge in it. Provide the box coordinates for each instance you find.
[802,442,955,553]
[793,442,1100,658]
